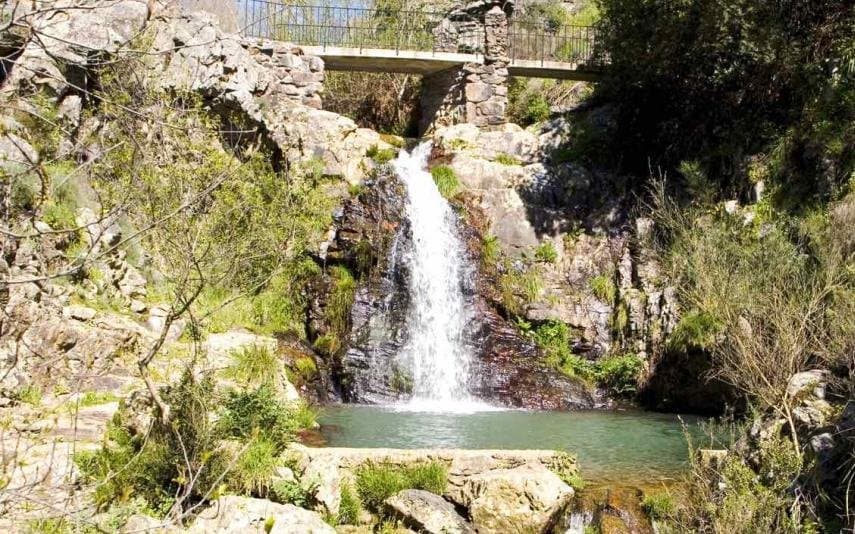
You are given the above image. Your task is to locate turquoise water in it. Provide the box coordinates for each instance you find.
[319,405,712,484]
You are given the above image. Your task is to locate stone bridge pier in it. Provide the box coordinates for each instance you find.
[419,1,512,133]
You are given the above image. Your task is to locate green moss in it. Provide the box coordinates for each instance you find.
[430,166,460,199]
[379,134,405,148]
[367,145,398,164]
[271,479,315,508]
[78,391,119,407]
[494,153,523,166]
[355,462,447,511]
[546,451,583,489]
[448,138,474,151]
[348,183,366,197]
[389,368,414,395]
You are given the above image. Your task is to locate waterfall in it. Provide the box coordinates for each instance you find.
[392,142,480,411]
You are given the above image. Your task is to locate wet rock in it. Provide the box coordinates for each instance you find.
[470,299,597,409]
[385,489,475,534]
[188,495,335,533]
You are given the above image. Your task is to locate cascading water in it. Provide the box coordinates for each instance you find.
[392,142,482,411]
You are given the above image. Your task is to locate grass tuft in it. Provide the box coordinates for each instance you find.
[430,166,460,199]
[355,462,447,511]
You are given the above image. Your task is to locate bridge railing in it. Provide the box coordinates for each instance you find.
[238,1,601,67]
[508,18,599,66]
[240,1,447,53]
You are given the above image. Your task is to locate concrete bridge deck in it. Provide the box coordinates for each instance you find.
[302,45,602,81]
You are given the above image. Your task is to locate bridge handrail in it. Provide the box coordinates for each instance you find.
[240,1,450,53]
[238,1,602,67]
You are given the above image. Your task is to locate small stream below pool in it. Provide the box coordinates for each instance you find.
[319,405,714,485]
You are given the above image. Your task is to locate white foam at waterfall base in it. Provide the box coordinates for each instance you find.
[392,142,500,414]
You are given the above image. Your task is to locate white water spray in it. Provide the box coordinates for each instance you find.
[392,142,487,412]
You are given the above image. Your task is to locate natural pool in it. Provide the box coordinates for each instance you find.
[319,405,713,485]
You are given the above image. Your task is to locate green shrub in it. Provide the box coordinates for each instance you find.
[355,462,447,510]
[642,491,676,520]
[229,436,280,496]
[494,153,522,166]
[292,356,318,382]
[271,479,315,508]
[15,385,43,406]
[667,309,721,352]
[225,344,279,387]
[325,265,357,354]
[42,200,77,231]
[75,372,221,514]
[499,265,544,316]
[338,484,362,524]
[430,166,460,198]
[526,320,572,368]
[219,385,301,451]
[11,174,40,212]
[534,242,558,263]
[596,354,643,396]
[523,94,551,125]
[589,274,616,303]
[367,145,397,164]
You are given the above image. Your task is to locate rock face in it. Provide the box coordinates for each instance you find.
[385,489,475,534]
[188,496,335,533]
[317,164,596,409]
[2,1,385,185]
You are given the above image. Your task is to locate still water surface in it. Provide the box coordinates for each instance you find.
[320,405,713,485]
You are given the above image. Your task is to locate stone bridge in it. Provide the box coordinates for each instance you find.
[237,0,603,132]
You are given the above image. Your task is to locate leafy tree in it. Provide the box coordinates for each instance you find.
[594,0,854,203]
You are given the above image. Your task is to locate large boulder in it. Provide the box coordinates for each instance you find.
[187,496,335,533]
[2,0,153,95]
[451,462,574,534]
[385,489,475,534]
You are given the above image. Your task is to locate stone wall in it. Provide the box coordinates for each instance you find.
[419,66,467,134]
[420,1,511,133]
[241,40,325,109]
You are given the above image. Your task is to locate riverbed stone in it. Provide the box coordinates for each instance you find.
[452,462,573,534]
[188,496,335,533]
[385,489,475,534]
